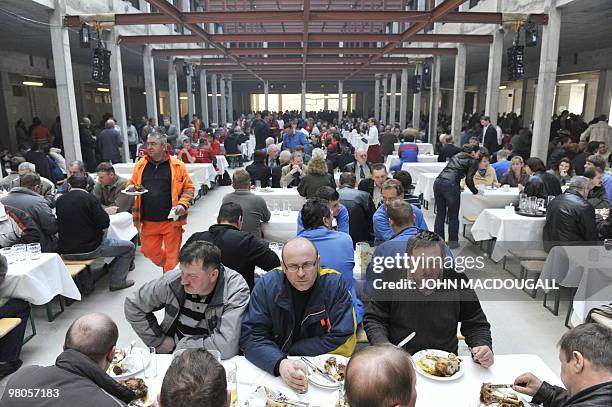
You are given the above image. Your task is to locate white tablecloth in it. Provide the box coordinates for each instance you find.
[137,354,560,407]
[347,132,368,150]
[540,245,612,326]
[394,142,434,155]
[471,208,546,262]
[261,210,299,243]
[217,155,229,175]
[412,172,439,203]
[251,188,306,210]
[113,162,218,189]
[401,162,447,181]
[106,212,138,241]
[246,137,256,158]
[460,188,520,225]
[0,253,81,305]
[385,155,440,170]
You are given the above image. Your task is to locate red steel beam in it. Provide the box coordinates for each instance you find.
[151,47,457,56]
[64,11,548,26]
[119,32,490,45]
[302,0,311,80]
[347,0,467,79]
[144,0,262,80]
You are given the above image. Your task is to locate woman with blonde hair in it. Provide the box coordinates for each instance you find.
[500,156,529,187]
[297,155,336,198]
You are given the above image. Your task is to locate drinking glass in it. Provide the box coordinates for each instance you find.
[283,201,291,216]
[12,244,26,262]
[143,346,157,378]
[225,361,238,407]
[255,180,261,191]
[0,247,14,265]
[281,178,287,190]
[273,201,280,215]
[27,243,41,260]
[528,196,538,214]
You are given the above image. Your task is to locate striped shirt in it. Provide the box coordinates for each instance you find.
[175,293,210,341]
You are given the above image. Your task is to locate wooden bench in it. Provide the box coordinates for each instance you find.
[0,318,21,339]
[519,260,546,298]
[503,249,547,276]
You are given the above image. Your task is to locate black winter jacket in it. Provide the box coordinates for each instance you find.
[524,171,562,199]
[437,152,479,194]
[532,381,612,407]
[543,189,600,251]
[185,224,280,290]
[338,186,375,246]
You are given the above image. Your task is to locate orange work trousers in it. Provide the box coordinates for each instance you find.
[140,220,183,272]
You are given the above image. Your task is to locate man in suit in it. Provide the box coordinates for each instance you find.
[281,152,308,188]
[481,116,499,155]
[343,148,373,186]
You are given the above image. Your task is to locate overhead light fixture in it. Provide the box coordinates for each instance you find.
[558,79,579,84]
[142,91,146,95]
[96,87,110,92]
[22,81,44,87]
[499,85,507,90]
[179,96,188,100]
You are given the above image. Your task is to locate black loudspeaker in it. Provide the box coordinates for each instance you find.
[191,73,200,94]
[79,23,90,48]
[91,46,111,83]
[183,63,192,77]
[524,21,538,47]
[409,75,422,94]
[421,64,431,90]
[507,45,525,81]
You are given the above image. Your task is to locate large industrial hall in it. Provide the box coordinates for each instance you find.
[0,0,610,406]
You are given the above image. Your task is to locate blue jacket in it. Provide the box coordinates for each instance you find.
[297,204,350,235]
[373,204,428,242]
[281,132,309,152]
[240,269,356,375]
[398,143,419,163]
[297,227,364,323]
[491,159,511,181]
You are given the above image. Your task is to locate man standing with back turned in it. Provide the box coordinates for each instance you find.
[128,132,195,272]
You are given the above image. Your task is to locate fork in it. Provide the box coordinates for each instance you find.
[264,387,309,406]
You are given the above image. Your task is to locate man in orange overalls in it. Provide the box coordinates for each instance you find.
[128,132,195,272]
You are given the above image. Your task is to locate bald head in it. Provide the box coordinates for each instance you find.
[281,238,320,291]
[355,148,367,164]
[64,313,118,365]
[345,344,417,407]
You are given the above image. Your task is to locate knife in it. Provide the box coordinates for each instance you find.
[300,357,337,383]
[396,332,416,349]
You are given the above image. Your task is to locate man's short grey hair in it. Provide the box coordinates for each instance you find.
[568,176,591,190]
[265,137,275,146]
[68,160,85,172]
[267,144,278,154]
[105,119,115,129]
[558,323,612,373]
[496,149,510,160]
[18,162,36,173]
[279,150,291,165]
[147,132,167,145]
[291,151,304,161]
[311,148,326,159]
[354,148,366,157]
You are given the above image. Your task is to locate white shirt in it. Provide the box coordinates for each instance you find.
[366,125,379,146]
[277,119,284,129]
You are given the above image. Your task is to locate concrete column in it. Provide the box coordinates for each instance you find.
[374,75,381,121]
[49,0,81,162]
[168,58,180,129]
[413,63,422,129]
[399,68,408,130]
[389,73,397,125]
[186,72,195,119]
[219,77,227,125]
[227,79,233,123]
[485,29,504,125]
[143,45,158,121]
[301,81,306,120]
[338,80,344,124]
[210,73,219,125]
[451,44,467,146]
[264,81,269,111]
[531,0,561,160]
[428,57,441,144]
[199,70,209,127]
[595,69,612,118]
[381,75,388,125]
[108,27,129,162]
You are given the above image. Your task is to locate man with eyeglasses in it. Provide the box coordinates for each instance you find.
[240,237,356,393]
[128,132,195,272]
[373,179,428,242]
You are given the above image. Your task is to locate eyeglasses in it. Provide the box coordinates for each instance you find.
[283,259,318,273]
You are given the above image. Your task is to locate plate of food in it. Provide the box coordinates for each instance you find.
[247,384,306,407]
[411,349,464,381]
[120,378,153,407]
[479,383,531,406]
[122,184,148,196]
[108,346,149,380]
[302,354,348,389]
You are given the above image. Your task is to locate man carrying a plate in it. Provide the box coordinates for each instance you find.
[128,132,195,272]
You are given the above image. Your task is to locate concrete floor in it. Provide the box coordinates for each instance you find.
[3,177,569,388]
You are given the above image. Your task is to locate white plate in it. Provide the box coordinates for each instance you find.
[121,189,148,196]
[304,354,349,390]
[109,348,150,380]
[247,383,301,407]
[476,388,535,407]
[411,349,465,381]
